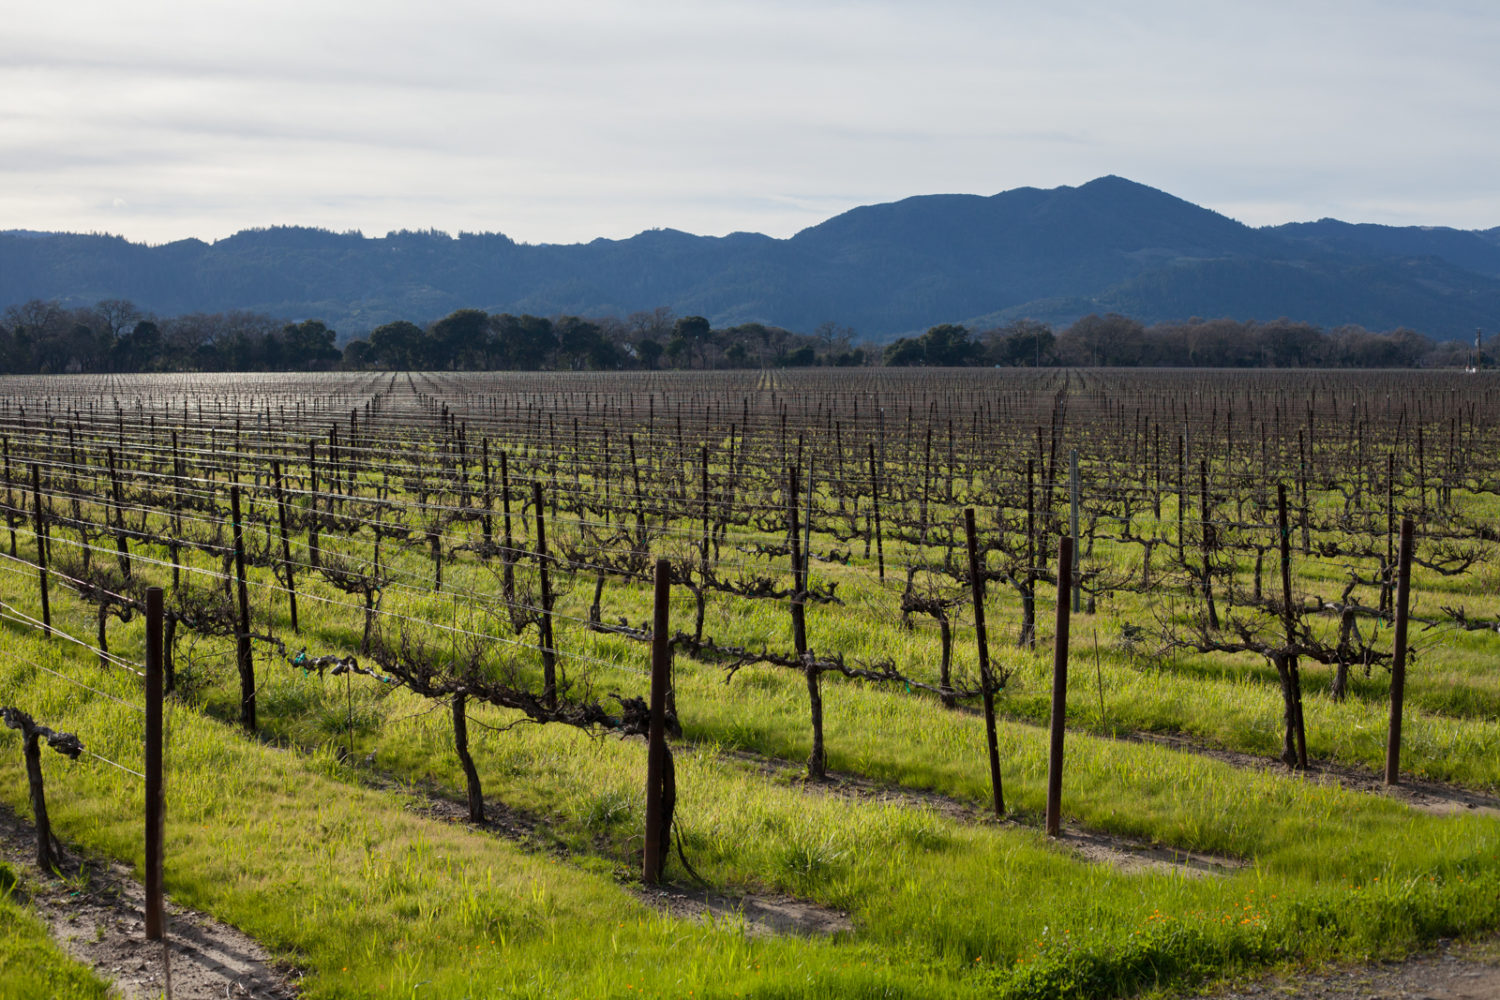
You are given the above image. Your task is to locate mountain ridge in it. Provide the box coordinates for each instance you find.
[3,177,1497,340]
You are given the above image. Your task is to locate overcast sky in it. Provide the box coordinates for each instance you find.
[3,1,1496,245]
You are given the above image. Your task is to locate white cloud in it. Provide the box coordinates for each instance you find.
[2,0,1498,242]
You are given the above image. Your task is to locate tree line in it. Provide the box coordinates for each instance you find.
[0,297,1481,374]
[0,300,865,374]
[883,315,1480,369]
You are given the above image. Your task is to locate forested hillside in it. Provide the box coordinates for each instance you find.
[5,177,1500,340]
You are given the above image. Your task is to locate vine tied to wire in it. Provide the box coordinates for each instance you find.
[0,707,85,759]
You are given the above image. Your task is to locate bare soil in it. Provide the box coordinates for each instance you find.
[0,802,301,999]
[636,883,853,938]
[1058,827,1242,877]
[1191,937,1500,999]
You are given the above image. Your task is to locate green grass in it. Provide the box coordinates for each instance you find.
[4,440,1500,998]
[9,568,1500,1000]
[0,863,112,1000]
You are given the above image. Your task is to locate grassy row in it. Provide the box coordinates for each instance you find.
[0,627,936,999]
[7,618,1500,1000]
[1,462,1497,998]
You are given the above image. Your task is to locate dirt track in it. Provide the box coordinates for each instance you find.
[1192,937,1500,999]
[0,803,300,999]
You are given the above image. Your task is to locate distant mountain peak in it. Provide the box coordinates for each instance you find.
[1077,173,1154,190]
[3,179,1498,341]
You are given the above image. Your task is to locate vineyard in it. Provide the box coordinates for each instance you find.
[1,367,1499,1000]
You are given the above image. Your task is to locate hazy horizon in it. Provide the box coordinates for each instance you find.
[7,175,1498,250]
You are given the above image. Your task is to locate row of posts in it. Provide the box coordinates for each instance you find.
[28,481,1418,904]
[641,503,1418,871]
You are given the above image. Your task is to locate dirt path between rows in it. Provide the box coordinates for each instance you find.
[341,720,1498,937]
[704,745,1245,877]
[716,733,1500,991]
[636,882,854,937]
[1125,730,1500,818]
[1192,936,1500,999]
[0,803,300,999]
[958,700,1500,819]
